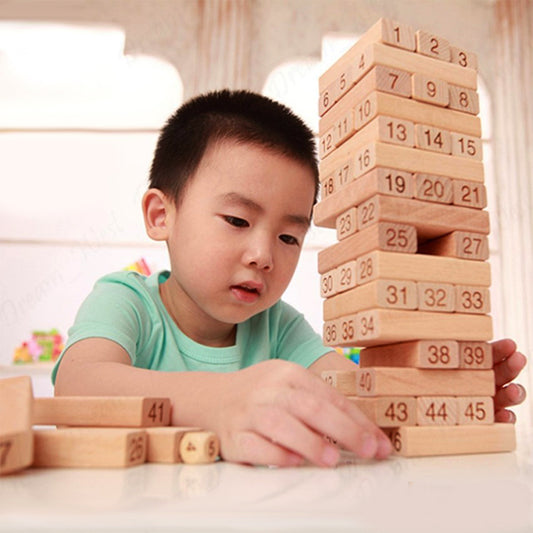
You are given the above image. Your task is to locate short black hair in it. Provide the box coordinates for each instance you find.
[149,89,319,205]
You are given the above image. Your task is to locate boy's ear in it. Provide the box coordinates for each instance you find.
[142,189,173,241]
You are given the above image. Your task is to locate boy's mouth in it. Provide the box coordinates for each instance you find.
[230,282,262,303]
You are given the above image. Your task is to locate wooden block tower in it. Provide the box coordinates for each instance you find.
[317,18,516,457]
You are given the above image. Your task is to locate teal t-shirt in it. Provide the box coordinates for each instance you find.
[52,270,330,384]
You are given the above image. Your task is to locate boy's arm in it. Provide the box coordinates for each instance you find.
[55,337,392,467]
[309,340,527,422]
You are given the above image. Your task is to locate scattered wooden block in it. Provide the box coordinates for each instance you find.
[414,124,452,154]
[33,397,171,427]
[355,367,495,397]
[347,396,417,427]
[458,341,493,369]
[385,424,515,457]
[419,231,489,261]
[322,369,358,395]
[33,428,148,468]
[457,397,494,425]
[449,46,478,71]
[416,282,455,313]
[448,85,480,115]
[318,222,417,273]
[0,376,34,475]
[452,179,487,209]
[417,396,458,425]
[455,285,491,314]
[411,72,449,107]
[179,431,220,464]
[414,173,453,204]
[359,340,460,369]
[353,250,491,287]
[145,427,202,463]
[352,309,493,346]
[415,30,451,62]
[451,132,483,160]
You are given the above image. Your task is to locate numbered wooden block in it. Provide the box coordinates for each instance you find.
[417,282,456,312]
[373,64,412,97]
[145,427,202,463]
[455,285,491,314]
[320,159,356,199]
[347,396,417,427]
[451,132,483,160]
[321,370,358,395]
[457,397,494,425]
[448,85,480,115]
[354,250,491,288]
[353,309,493,346]
[415,124,452,154]
[452,179,487,209]
[412,73,449,107]
[458,341,493,369]
[319,125,336,159]
[385,424,515,457]
[414,173,453,204]
[377,116,415,147]
[355,367,495,397]
[323,316,358,346]
[415,30,451,62]
[317,222,417,274]
[179,431,220,464]
[336,207,357,240]
[33,428,147,468]
[323,318,341,347]
[0,376,33,475]
[336,260,357,294]
[417,397,458,426]
[419,231,489,261]
[323,279,417,320]
[450,46,478,71]
[33,397,171,427]
[320,270,337,298]
[359,340,460,369]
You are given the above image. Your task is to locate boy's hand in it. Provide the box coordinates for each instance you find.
[213,360,392,467]
[492,338,527,423]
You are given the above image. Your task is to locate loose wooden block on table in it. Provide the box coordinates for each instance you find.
[317,221,417,274]
[355,367,495,397]
[0,376,33,475]
[385,424,515,457]
[347,396,417,427]
[33,397,171,427]
[33,428,147,468]
[359,340,460,369]
[176,429,219,464]
[418,231,489,261]
[352,309,493,346]
[145,427,204,463]
[458,341,493,369]
[417,396,458,425]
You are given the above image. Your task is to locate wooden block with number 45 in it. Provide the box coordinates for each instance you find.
[0,376,34,475]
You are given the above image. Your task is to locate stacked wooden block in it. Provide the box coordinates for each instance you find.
[317,18,516,457]
[0,376,219,475]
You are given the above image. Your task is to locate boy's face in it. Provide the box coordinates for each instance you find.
[162,139,316,344]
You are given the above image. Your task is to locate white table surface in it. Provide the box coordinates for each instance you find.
[2,433,533,533]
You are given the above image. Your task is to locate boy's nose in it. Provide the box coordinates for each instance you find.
[244,239,274,272]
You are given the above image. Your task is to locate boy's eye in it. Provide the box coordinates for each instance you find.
[224,215,249,228]
[279,234,299,246]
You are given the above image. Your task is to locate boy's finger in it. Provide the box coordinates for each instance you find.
[491,338,517,364]
[495,409,516,424]
[494,383,526,409]
[494,351,527,386]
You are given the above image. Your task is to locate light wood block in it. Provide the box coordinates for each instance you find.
[412,72,449,107]
[352,309,493,346]
[324,279,417,321]
[417,282,456,313]
[319,40,476,116]
[179,431,220,464]
[323,314,358,346]
[451,132,483,160]
[33,428,147,468]
[457,397,494,425]
[414,124,452,154]
[322,369,358,395]
[359,340,460,369]
[450,46,478,71]
[415,30,451,62]
[318,222,417,273]
[353,250,491,287]
[452,179,487,209]
[0,376,33,475]
[336,260,357,294]
[455,285,491,314]
[448,85,480,115]
[336,207,357,240]
[355,367,495,396]
[347,396,417,427]
[458,341,493,369]
[418,231,489,261]
[417,396,458,425]
[145,427,201,463]
[385,424,515,457]
[414,173,453,204]
[320,270,337,298]
[33,397,171,427]
[319,18,417,114]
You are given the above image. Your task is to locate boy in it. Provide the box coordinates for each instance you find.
[54,90,526,467]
